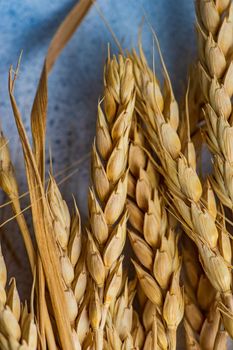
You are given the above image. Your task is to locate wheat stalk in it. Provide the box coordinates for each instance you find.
[131,42,233,339]
[86,53,135,349]
[127,116,183,350]
[0,245,37,350]
[195,0,233,337]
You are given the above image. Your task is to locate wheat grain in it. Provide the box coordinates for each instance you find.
[0,246,37,350]
[86,53,135,349]
[131,43,233,340]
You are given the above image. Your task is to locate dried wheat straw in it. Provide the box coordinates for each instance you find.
[87,53,135,350]
[0,130,57,350]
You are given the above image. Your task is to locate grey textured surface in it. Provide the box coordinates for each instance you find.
[0,1,201,348]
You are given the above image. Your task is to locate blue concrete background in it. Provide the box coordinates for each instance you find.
[0,2,196,343]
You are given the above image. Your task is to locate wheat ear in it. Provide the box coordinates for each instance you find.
[0,245,37,350]
[131,43,233,338]
[195,0,233,209]
[182,70,228,349]
[127,117,183,350]
[47,177,88,348]
[87,53,135,349]
[194,0,233,336]
[0,130,58,349]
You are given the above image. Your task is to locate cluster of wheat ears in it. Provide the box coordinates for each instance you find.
[1,0,233,349]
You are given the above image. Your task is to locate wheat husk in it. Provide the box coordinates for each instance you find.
[87,53,135,349]
[9,69,76,350]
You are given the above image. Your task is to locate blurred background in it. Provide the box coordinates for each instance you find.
[0,2,195,344]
